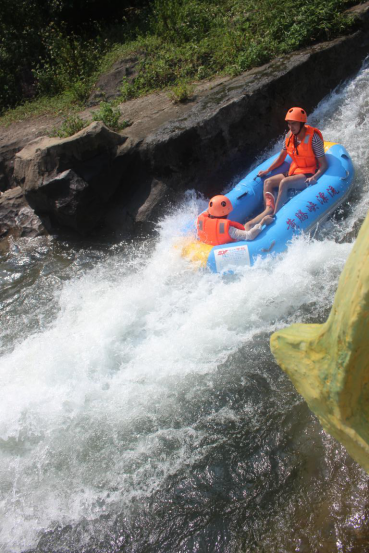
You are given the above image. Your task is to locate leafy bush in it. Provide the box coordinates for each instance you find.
[92,102,129,131]
[169,82,194,103]
[149,0,220,44]
[0,0,45,112]
[119,76,140,102]
[111,0,355,105]
[0,0,146,113]
[49,114,89,138]
[33,23,107,103]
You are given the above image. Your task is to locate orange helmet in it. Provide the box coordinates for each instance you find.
[285,107,307,123]
[208,195,233,217]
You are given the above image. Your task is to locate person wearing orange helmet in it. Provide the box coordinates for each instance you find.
[197,194,273,245]
[244,107,327,228]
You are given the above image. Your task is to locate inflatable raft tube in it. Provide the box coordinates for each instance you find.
[182,142,354,273]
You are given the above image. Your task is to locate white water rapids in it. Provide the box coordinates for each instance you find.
[1,61,369,552]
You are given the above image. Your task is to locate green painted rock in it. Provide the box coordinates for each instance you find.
[270,212,369,473]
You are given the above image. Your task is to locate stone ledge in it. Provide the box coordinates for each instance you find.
[1,3,369,239]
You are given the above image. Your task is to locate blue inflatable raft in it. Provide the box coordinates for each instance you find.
[182,142,354,273]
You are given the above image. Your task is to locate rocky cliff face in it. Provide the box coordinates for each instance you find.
[1,4,369,241]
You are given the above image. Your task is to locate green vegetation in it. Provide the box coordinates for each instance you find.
[49,114,88,138]
[33,23,107,104]
[47,102,130,138]
[169,82,195,103]
[0,96,78,127]
[0,0,360,124]
[92,102,130,131]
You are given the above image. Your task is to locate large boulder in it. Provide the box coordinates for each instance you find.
[14,122,128,233]
[4,3,369,239]
[13,120,181,235]
[25,169,100,232]
[0,187,46,239]
[14,121,126,194]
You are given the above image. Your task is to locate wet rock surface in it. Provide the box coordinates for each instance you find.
[1,3,369,240]
[13,122,129,234]
[0,187,47,239]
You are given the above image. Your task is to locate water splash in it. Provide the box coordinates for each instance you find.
[1,63,369,552]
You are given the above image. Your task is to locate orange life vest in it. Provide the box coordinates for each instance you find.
[285,125,324,176]
[197,212,245,245]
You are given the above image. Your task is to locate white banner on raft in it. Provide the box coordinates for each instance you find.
[214,245,251,272]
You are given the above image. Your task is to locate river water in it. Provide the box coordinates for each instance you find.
[1,62,369,553]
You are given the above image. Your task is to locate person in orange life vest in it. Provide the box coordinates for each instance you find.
[244,107,328,230]
[197,195,274,246]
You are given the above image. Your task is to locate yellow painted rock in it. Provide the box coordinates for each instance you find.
[270,212,369,473]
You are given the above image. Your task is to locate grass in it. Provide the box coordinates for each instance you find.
[0,94,78,127]
[48,114,88,138]
[168,82,195,103]
[0,0,359,126]
[46,102,130,138]
[92,102,130,132]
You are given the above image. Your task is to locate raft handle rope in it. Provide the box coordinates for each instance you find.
[237,191,249,200]
[340,170,350,181]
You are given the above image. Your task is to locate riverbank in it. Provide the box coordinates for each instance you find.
[1,2,369,245]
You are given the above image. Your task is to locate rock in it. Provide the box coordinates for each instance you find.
[88,56,140,106]
[102,174,180,234]
[0,187,46,238]
[0,140,27,193]
[25,169,100,233]
[14,121,127,233]
[0,114,69,193]
[141,30,369,196]
[2,4,369,239]
[348,1,369,25]
[14,121,126,194]
[270,211,369,473]
[135,179,177,224]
